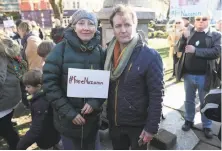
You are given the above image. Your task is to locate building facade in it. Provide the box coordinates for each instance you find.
[19,0,52,27]
[19,0,51,11]
[63,0,104,12]
[0,0,19,13]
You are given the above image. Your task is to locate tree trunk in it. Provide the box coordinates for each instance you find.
[58,0,63,13]
[49,0,62,20]
[166,1,170,19]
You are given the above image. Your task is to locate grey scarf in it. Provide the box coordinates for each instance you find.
[104,34,139,81]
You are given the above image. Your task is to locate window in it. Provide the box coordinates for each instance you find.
[73,2,76,8]
[77,1,79,8]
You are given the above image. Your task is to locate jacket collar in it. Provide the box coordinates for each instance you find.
[190,27,213,37]
[194,27,209,34]
[27,89,44,103]
[63,28,101,52]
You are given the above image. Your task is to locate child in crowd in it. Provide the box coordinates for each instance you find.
[16,69,61,150]
[37,40,55,63]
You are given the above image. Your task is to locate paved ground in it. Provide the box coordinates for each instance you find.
[99,77,221,150]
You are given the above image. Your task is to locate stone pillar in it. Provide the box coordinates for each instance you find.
[97,0,155,47]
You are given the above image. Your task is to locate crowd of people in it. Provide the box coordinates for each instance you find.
[0,4,221,150]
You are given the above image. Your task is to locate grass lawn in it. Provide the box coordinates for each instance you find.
[148,38,173,81]
[148,38,170,64]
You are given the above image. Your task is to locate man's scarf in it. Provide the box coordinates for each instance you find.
[104,34,139,81]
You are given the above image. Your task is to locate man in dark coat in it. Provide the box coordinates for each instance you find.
[176,13,221,139]
[104,4,164,150]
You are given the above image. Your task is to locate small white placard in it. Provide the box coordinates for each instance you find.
[3,20,15,28]
[67,68,110,98]
[170,0,209,17]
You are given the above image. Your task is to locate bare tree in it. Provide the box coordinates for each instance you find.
[49,0,63,20]
[166,0,170,19]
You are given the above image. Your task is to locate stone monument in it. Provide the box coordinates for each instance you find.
[97,0,155,47]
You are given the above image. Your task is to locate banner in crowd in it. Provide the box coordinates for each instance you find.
[170,0,209,18]
[67,68,110,99]
[3,20,15,28]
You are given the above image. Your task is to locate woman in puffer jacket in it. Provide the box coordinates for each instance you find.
[0,33,22,149]
[43,9,105,150]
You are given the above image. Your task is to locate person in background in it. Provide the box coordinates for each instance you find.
[0,33,21,149]
[182,17,194,31]
[11,19,22,43]
[31,21,45,40]
[10,19,30,109]
[105,4,164,149]
[43,9,105,150]
[17,69,61,150]
[177,12,221,139]
[216,20,222,32]
[50,19,65,44]
[167,18,185,80]
[18,20,43,70]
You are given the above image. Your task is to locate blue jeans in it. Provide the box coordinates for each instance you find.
[184,74,212,128]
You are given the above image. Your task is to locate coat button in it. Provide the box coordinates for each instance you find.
[129,106,132,109]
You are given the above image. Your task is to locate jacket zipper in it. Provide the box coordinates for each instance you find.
[124,63,133,83]
[115,80,120,126]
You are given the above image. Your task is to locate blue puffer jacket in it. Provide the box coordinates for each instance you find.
[43,28,105,139]
[107,38,164,134]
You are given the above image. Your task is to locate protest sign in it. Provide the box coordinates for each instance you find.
[67,68,110,99]
[3,20,15,28]
[170,0,209,18]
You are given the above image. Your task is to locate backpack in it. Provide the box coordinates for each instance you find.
[201,88,221,122]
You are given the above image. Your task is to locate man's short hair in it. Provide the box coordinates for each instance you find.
[109,4,138,27]
[37,40,55,58]
[23,69,42,87]
[15,19,22,27]
[18,20,32,33]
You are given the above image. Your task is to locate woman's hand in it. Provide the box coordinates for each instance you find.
[81,103,93,114]
[72,114,85,125]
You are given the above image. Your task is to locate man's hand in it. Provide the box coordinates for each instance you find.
[139,130,154,145]
[81,103,93,114]
[72,114,85,125]
[185,45,196,53]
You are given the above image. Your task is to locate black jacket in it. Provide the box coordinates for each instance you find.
[17,90,60,149]
[176,28,221,91]
[107,38,164,134]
